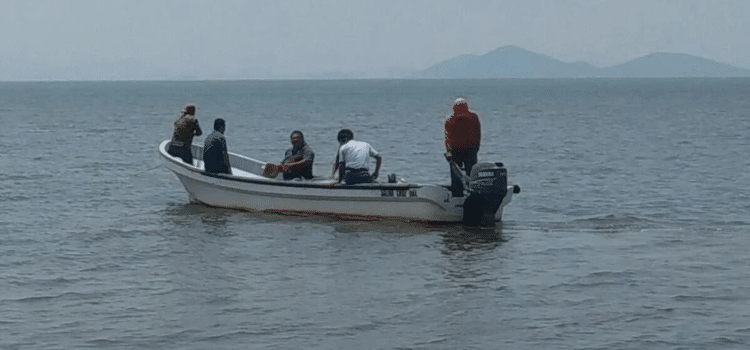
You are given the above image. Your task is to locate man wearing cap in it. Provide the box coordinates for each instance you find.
[167,105,202,165]
[444,97,481,197]
[203,118,232,175]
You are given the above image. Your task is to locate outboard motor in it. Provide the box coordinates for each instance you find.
[462,162,508,227]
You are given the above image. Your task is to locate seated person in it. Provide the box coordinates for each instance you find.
[334,129,382,185]
[203,118,232,174]
[280,130,314,180]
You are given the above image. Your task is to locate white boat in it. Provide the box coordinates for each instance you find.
[159,140,520,226]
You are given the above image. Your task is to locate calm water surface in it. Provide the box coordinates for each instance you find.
[1,79,749,349]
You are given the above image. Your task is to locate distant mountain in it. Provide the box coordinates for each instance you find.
[4,45,750,81]
[415,46,750,79]
[599,52,750,78]
[414,46,598,78]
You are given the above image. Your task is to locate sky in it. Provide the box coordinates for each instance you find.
[1,0,749,80]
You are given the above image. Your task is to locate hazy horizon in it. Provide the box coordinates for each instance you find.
[2,0,750,81]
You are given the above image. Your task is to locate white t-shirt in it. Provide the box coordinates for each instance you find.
[338,140,379,170]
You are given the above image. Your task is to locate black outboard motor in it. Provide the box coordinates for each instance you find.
[462,162,508,227]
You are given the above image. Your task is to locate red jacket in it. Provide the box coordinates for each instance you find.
[444,111,481,156]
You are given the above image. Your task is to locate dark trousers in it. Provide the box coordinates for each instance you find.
[167,145,193,165]
[344,168,373,185]
[282,167,314,180]
[449,151,477,197]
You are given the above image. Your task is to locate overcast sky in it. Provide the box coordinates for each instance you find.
[2,0,749,80]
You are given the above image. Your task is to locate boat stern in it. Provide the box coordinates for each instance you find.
[462,162,518,226]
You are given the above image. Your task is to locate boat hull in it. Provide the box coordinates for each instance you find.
[159,140,514,224]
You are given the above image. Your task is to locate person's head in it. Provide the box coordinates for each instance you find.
[290,130,305,149]
[214,118,226,133]
[337,129,354,144]
[452,97,469,113]
[182,105,196,116]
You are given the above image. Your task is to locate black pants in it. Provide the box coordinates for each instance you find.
[450,152,477,197]
[283,167,314,180]
[167,145,193,165]
[344,168,373,185]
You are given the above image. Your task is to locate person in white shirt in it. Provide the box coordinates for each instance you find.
[333,129,382,185]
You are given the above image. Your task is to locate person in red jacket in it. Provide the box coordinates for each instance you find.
[444,97,481,197]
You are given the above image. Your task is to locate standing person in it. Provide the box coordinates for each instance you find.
[280,130,315,180]
[334,129,382,185]
[167,105,202,165]
[203,118,232,174]
[444,97,481,197]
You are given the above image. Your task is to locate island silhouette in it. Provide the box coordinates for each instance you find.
[413,45,750,79]
[4,45,749,81]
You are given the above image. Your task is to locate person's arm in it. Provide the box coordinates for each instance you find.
[194,120,202,137]
[332,148,341,179]
[475,114,481,152]
[332,162,339,178]
[444,116,453,160]
[474,114,482,152]
[371,154,382,180]
[337,160,345,183]
[222,138,232,175]
[337,148,346,183]
[281,156,312,172]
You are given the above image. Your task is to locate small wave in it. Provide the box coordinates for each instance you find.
[537,246,578,255]
[678,263,731,272]
[68,161,115,171]
[149,288,178,296]
[549,270,638,289]
[672,294,734,302]
[573,213,652,224]
[569,213,655,232]
[2,194,30,201]
[714,219,750,227]
[85,339,118,346]
[10,291,107,302]
[714,336,745,345]
[84,127,127,134]
[528,213,657,235]
[25,276,81,286]
[79,262,123,272]
[0,174,53,181]
[346,321,383,332]
[201,330,271,341]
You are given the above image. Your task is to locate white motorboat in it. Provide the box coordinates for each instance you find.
[159,140,520,226]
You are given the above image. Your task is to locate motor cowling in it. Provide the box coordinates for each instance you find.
[463,162,507,227]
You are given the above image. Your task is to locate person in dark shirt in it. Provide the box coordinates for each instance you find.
[280,130,314,180]
[168,105,202,165]
[203,118,232,175]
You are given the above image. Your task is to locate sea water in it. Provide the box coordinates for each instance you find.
[1,78,749,349]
